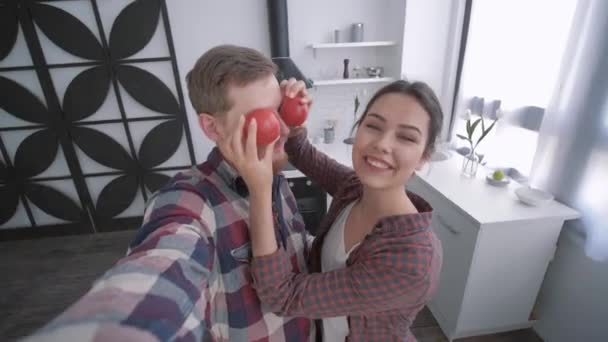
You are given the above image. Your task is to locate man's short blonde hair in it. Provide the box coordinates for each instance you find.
[186,45,277,116]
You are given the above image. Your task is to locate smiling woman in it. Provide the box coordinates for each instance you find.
[222,79,446,341]
[352,94,431,190]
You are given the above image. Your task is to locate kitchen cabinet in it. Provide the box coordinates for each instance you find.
[407,156,579,341]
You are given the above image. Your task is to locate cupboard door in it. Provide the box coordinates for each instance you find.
[429,206,479,335]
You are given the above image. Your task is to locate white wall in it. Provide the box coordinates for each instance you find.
[1,0,457,228]
[168,0,460,156]
[287,0,406,142]
[402,0,463,139]
[166,0,271,161]
[288,0,405,81]
[168,0,408,157]
[534,228,608,341]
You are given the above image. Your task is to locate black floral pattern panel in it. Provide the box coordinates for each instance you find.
[0,0,195,240]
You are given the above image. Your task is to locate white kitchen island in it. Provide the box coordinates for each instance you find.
[283,143,580,340]
[407,155,579,341]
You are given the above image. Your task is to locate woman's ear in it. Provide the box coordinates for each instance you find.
[416,151,431,171]
[198,113,221,142]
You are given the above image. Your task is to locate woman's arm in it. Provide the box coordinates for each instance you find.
[285,127,355,197]
[249,186,277,256]
[250,236,438,317]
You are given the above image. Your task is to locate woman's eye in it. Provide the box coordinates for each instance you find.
[398,135,417,143]
[365,124,381,131]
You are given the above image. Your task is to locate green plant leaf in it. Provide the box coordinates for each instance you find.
[466,119,472,137]
[468,118,481,140]
[456,134,470,141]
[474,120,497,149]
[470,118,482,135]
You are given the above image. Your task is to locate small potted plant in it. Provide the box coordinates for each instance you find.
[456,109,501,177]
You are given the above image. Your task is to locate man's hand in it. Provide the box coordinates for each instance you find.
[219,116,278,257]
[217,115,276,193]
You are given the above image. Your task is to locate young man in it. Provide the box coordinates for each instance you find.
[25,45,314,341]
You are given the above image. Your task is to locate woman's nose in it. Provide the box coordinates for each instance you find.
[373,134,392,154]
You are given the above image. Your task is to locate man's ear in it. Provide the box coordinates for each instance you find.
[198,113,222,142]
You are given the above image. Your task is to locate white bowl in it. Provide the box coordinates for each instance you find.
[515,186,554,206]
[486,173,510,187]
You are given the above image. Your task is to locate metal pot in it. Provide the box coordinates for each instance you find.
[366,66,383,78]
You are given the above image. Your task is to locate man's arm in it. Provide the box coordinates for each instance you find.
[25,185,216,342]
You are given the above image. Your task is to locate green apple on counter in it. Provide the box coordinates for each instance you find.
[492,170,505,181]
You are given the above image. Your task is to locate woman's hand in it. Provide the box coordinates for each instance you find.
[280,78,312,106]
[217,115,277,193]
[280,78,312,136]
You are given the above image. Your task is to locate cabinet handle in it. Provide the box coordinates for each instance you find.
[288,182,294,188]
[306,180,312,186]
[435,214,461,235]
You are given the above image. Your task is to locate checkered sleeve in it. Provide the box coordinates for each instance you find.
[24,185,216,342]
[285,127,354,197]
[251,238,435,318]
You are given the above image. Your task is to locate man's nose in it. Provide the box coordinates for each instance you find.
[274,111,289,136]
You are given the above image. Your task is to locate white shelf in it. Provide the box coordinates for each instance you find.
[312,77,395,86]
[309,41,396,49]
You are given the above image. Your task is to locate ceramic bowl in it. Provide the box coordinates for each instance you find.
[515,186,554,206]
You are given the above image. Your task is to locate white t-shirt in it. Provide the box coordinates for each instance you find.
[321,201,359,342]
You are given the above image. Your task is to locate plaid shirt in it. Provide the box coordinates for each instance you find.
[26,148,313,342]
[251,129,443,342]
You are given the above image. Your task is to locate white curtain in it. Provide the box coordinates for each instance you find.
[531,0,608,261]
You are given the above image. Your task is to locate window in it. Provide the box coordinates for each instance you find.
[452,0,578,176]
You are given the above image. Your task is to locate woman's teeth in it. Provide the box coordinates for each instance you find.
[366,157,390,169]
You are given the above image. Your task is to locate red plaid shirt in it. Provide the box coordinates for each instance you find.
[251,129,442,341]
[27,148,313,342]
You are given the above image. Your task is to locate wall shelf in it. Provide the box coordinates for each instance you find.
[308,41,397,58]
[312,77,395,86]
[309,41,396,49]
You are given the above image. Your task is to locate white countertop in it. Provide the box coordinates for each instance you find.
[412,155,580,225]
[282,143,579,226]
